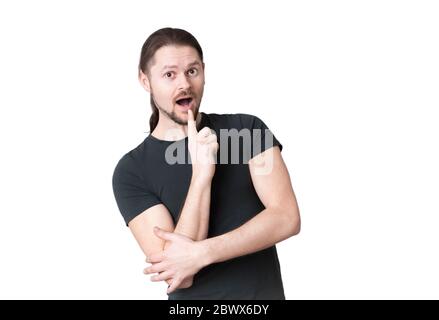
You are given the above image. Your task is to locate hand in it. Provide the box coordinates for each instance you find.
[187,109,218,184]
[146,263,193,290]
[143,227,209,294]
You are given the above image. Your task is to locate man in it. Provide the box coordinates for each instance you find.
[112,27,300,299]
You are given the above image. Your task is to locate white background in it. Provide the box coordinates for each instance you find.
[0,0,438,299]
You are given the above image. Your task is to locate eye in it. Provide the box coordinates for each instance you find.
[187,68,198,76]
[164,72,174,78]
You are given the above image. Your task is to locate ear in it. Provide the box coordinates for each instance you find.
[202,62,206,85]
[139,70,151,93]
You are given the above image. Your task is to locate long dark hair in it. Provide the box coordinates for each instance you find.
[138,28,204,132]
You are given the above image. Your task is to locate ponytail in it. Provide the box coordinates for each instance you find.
[149,96,159,132]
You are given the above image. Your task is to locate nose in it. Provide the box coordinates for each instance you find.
[177,73,191,91]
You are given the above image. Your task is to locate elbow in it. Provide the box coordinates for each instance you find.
[290,215,301,236]
[272,203,301,239]
[285,207,301,238]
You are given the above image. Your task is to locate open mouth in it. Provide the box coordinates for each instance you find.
[176,97,193,106]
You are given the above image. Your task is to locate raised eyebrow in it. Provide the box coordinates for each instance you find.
[161,65,178,72]
[186,61,201,68]
[161,61,201,72]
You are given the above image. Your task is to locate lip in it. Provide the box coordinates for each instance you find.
[175,96,194,111]
[175,101,193,111]
[174,95,193,103]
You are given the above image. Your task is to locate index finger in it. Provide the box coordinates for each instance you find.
[187,109,197,138]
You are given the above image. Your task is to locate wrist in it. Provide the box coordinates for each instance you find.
[190,175,212,189]
[197,238,215,268]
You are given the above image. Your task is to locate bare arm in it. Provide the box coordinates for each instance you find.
[129,110,218,289]
[173,179,211,241]
[129,176,212,288]
[203,146,300,264]
[146,145,301,293]
[127,177,212,256]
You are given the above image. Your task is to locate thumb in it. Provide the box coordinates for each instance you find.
[187,109,198,139]
[153,226,177,242]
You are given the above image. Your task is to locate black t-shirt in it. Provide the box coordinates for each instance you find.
[112,112,285,299]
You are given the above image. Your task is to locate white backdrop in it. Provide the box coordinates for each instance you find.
[0,0,438,299]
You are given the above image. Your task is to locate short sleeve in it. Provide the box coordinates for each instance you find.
[238,114,283,158]
[112,154,161,226]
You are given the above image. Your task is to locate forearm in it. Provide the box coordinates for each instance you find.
[203,206,300,265]
[162,178,211,287]
[173,177,212,241]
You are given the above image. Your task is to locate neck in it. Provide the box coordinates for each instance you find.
[151,111,202,141]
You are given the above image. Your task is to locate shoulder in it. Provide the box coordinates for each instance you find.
[112,140,147,183]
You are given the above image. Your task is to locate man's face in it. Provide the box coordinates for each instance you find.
[142,45,205,125]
